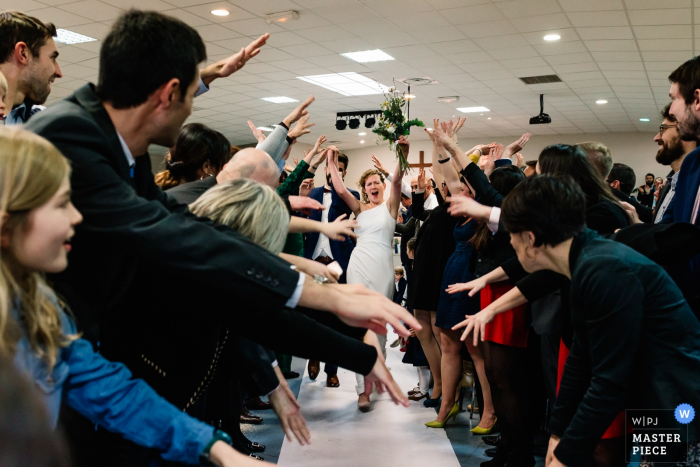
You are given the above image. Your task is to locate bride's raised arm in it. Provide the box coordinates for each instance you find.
[387,136,408,219]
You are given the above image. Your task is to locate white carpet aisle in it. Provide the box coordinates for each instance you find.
[277,339,463,467]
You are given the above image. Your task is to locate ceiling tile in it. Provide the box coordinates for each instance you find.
[488,46,540,60]
[575,26,634,39]
[567,11,630,27]
[410,26,468,43]
[438,4,505,24]
[458,19,519,38]
[513,13,572,33]
[637,39,692,51]
[633,25,692,38]
[584,39,638,51]
[627,9,691,25]
[496,0,561,18]
[220,18,285,35]
[29,7,95,26]
[558,0,623,11]
[277,42,335,58]
[625,0,690,8]
[162,8,212,26]
[590,51,642,61]
[473,34,529,50]
[545,52,594,65]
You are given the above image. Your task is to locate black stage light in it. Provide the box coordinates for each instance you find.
[349,117,360,129]
[336,119,347,130]
[365,116,376,128]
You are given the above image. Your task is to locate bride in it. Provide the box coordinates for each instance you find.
[327,137,407,412]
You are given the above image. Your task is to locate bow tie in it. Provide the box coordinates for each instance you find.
[323,187,332,193]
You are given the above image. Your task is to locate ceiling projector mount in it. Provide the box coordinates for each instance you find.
[530,94,551,125]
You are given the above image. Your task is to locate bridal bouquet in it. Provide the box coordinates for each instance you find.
[373,80,424,171]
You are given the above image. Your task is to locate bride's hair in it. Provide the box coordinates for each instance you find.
[357,169,385,204]
[0,127,75,369]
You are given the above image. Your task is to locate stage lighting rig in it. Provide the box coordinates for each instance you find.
[336,110,382,130]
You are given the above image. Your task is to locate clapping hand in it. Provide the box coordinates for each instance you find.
[247,121,266,143]
[483,143,503,178]
[372,155,389,177]
[514,153,524,168]
[503,133,531,159]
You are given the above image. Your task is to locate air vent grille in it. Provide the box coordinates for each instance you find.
[397,77,438,86]
[519,75,562,85]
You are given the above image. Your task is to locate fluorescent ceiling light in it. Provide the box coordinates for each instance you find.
[296,72,389,96]
[211,9,229,16]
[544,34,561,41]
[358,132,366,135]
[257,126,276,131]
[340,49,394,63]
[360,140,365,144]
[596,100,608,104]
[261,96,299,103]
[406,94,416,99]
[457,106,490,113]
[54,29,97,45]
[438,96,459,103]
[639,118,650,122]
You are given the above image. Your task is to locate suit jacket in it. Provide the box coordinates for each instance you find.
[393,278,407,304]
[610,187,653,223]
[165,176,217,206]
[652,171,674,222]
[303,184,360,280]
[25,84,378,406]
[397,205,413,266]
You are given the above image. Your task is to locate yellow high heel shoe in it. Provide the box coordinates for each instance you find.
[470,416,498,434]
[425,402,460,428]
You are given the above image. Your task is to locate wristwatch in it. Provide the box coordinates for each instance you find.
[199,430,233,466]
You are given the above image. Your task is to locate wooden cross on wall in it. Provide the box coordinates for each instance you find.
[409,151,431,170]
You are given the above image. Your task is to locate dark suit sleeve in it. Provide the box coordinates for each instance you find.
[32,115,299,310]
[395,217,417,235]
[412,192,430,221]
[461,163,504,207]
[233,338,280,396]
[551,258,643,467]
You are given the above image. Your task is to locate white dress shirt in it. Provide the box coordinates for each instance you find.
[311,189,335,260]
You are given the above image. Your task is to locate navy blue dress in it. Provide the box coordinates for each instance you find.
[436,219,481,329]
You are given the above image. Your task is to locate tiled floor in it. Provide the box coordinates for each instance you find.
[245,348,546,467]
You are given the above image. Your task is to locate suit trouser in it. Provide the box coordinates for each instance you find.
[355,333,387,395]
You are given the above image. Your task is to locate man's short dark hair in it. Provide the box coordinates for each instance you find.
[501,175,586,247]
[661,102,676,122]
[338,152,349,170]
[608,163,636,195]
[0,11,56,63]
[646,173,654,178]
[96,10,206,109]
[669,57,700,105]
[406,238,416,252]
[525,160,537,169]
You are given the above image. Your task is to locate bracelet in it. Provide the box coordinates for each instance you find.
[438,157,451,164]
[199,430,233,466]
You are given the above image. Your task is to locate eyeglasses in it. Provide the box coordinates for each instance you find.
[659,124,678,135]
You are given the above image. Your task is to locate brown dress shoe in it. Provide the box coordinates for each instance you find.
[408,391,428,401]
[240,406,263,425]
[308,360,320,380]
[326,374,340,387]
[244,396,272,411]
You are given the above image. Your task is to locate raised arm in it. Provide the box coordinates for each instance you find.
[426,127,446,190]
[388,136,408,218]
[327,147,361,216]
[432,120,463,195]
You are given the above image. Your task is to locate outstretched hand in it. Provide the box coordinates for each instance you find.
[363,331,410,407]
[202,34,270,85]
[446,195,492,221]
[372,155,389,177]
[503,133,531,160]
[446,276,488,297]
[283,96,315,128]
[247,121,266,143]
[323,213,359,240]
[288,114,314,139]
[269,383,310,446]
[451,307,497,346]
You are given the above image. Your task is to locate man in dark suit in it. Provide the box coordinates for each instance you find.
[663,58,700,316]
[606,163,654,223]
[396,193,414,282]
[25,11,415,466]
[302,152,360,387]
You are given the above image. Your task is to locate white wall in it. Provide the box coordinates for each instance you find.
[319,132,664,194]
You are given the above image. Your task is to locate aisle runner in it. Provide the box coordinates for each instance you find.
[278,342,462,467]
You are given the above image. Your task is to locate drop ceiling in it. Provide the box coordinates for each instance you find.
[8,0,693,149]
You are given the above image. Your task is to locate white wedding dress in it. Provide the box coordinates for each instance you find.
[346,202,396,395]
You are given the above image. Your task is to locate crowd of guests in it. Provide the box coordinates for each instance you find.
[0,8,699,467]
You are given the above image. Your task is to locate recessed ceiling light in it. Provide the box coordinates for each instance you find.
[438,96,459,103]
[359,132,366,135]
[360,140,365,144]
[488,117,491,120]
[257,126,276,131]
[406,94,416,100]
[596,100,608,104]
[544,34,561,41]
[54,29,97,44]
[297,72,389,96]
[264,10,300,24]
[639,118,650,122]
[210,9,229,16]
[261,96,299,103]
[340,49,394,63]
[457,106,490,113]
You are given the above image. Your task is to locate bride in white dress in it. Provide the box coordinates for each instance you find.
[327,137,408,412]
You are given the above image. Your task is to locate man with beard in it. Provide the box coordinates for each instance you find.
[0,11,62,125]
[302,152,360,387]
[653,103,697,223]
[637,173,656,207]
[663,57,700,316]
